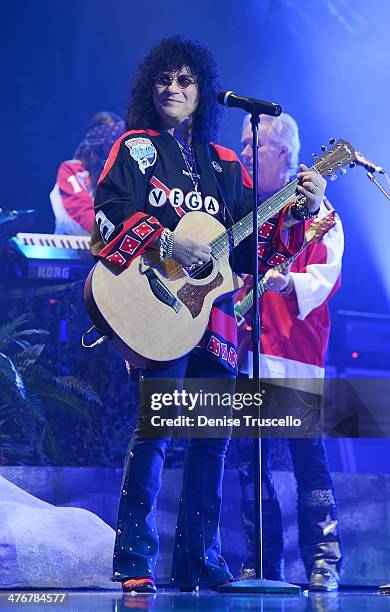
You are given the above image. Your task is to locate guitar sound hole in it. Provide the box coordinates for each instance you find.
[186,259,214,280]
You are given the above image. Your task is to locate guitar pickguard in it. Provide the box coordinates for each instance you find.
[177,273,223,318]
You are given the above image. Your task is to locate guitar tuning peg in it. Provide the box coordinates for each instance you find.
[340,168,347,175]
[330,173,338,182]
[329,138,336,145]
[349,161,356,168]
[321,145,327,151]
[312,153,318,158]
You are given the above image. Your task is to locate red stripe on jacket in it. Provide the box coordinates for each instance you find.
[211,143,253,189]
[206,305,238,346]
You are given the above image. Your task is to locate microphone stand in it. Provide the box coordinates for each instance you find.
[219,112,299,594]
[367,171,390,201]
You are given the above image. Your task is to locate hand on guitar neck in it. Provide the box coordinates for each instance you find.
[296,164,326,211]
[282,164,327,228]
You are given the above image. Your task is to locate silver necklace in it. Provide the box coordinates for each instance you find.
[175,139,200,193]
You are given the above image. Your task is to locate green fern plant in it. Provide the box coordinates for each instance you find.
[0,315,102,465]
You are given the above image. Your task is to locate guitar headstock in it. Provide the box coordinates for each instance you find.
[313,138,357,180]
[304,210,337,244]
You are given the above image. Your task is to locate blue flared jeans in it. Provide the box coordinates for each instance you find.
[112,349,234,587]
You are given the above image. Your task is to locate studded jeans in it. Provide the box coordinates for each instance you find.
[111,349,234,586]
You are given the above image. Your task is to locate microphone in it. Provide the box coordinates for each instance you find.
[217,91,282,117]
[355,151,385,174]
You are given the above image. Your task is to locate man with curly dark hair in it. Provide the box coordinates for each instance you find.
[89,36,326,594]
[126,37,222,144]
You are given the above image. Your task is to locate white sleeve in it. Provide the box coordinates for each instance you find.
[290,207,344,320]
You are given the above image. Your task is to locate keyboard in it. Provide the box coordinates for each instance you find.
[2,233,94,283]
[16,232,90,250]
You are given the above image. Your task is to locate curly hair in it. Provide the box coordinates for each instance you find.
[126,36,222,143]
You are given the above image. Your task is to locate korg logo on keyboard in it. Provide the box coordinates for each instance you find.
[36,265,70,279]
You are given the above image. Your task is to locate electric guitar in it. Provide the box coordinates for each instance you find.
[84,139,355,367]
[234,211,337,367]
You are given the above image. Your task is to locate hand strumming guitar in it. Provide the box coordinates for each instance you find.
[151,231,211,266]
[171,236,211,266]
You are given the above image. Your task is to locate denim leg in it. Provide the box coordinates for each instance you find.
[289,426,342,577]
[171,436,232,586]
[171,350,235,586]
[112,433,171,580]
[112,356,188,582]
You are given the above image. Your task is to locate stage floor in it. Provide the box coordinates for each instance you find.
[1,588,389,611]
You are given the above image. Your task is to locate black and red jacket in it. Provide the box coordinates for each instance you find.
[90,129,294,374]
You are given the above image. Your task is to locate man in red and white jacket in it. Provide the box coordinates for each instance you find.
[257,195,343,391]
[236,113,344,591]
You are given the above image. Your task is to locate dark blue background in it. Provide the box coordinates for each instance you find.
[2,0,390,472]
[4,0,390,315]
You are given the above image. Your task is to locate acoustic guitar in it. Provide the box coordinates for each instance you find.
[84,139,355,367]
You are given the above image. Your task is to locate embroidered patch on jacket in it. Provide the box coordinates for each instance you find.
[125,137,157,174]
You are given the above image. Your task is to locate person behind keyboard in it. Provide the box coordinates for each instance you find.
[50,112,125,235]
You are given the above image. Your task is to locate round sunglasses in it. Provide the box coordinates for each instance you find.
[154,74,196,89]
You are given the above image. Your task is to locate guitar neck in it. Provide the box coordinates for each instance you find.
[237,235,312,318]
[213,137,354,317]
[210,137,353,259]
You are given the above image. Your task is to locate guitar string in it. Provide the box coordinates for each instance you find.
[208,152,341,262]
[182,178,299,279]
